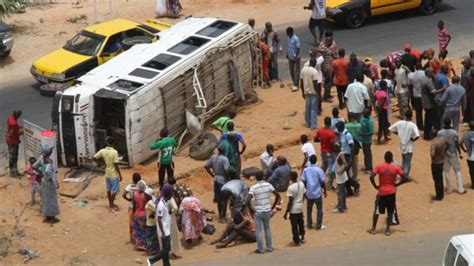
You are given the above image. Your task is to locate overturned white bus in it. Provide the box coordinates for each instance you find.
[52,17,260,168]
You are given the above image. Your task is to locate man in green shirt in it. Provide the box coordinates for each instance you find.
[359,109,374,172]
[150,129,177,188]
[212,111,236,134]
[345,114,362,181]
[218,134,238,178]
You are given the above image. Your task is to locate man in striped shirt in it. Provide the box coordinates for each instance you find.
[248,172,281,254]
[437,20,451,54]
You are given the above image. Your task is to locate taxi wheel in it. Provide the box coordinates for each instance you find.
[419,0,438,15]
[345,8,367,28]
[0,50,11,57]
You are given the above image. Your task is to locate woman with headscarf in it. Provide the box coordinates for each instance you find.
[179,195,206,245]
[131,180,149,251]
[33,145,60,223]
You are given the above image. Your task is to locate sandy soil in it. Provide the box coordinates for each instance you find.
[0,0,473,265]
[0,0,307,84]
[1,76,474,265]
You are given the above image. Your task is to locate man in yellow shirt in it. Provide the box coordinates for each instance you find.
[94,137,123,211]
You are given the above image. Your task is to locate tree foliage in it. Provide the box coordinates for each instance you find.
[0,0,27,18]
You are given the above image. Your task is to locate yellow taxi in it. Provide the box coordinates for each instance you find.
[31,18,171,84]
[326,0,442,28]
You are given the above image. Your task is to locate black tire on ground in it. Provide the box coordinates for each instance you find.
[418,0,438,15]
[0,50,11,57]
[345,8,367,28]
[189,132,218,160]
[39,83,70,97]
[242,167,262,178]
[121,36,153,50]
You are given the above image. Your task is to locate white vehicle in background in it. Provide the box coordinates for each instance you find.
[52,17,260,168]
[443,234,474,266]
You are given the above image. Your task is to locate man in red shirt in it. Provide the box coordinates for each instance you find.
[314,117,337,189]
[368,151,409,236]
[6,109,24,177]
[332,48,349,110]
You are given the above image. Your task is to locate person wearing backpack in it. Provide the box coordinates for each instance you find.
[335,121,360,197]
[461,121,474,190]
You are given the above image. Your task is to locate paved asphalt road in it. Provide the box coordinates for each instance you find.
[179,230,472,266]
[0,0,473,170]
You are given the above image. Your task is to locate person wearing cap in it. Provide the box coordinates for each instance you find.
[401,45,417,72]
[147,184,173,266]
[94,136,123,211]
[131,180,151,252]
[33,145,60,223]
[363,57,380,81]
[5,109,23,177]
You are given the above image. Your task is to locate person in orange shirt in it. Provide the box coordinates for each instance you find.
[422,49,441,75]
[332,48,349,110]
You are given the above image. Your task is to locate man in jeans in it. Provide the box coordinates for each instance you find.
[430,136,447,201]
[286,27,301,92]
[439,75,466,131]
[205,146,231,222]
[147,184,173,266]
[314,117,336,189]
[300,58,320,129]
[248,171,281,254]
[301,155,327,230]
[389,110,420,177]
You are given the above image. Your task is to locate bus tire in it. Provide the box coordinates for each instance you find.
[189,132,218,160]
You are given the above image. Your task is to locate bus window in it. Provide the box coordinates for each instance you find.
[129,68,160,79]
[168,36,210,55]
[143,53,181,71]
[108,79,144,92]
[196,20,237,38]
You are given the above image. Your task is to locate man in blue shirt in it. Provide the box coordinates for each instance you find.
[335,121,360,196]
[286,27,301,92]
[301,155,326,230]
[440,76,466,131]
[435,65,450,123]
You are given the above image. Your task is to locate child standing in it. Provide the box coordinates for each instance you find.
[27,157,40,204]
[284,171,306,245]
[332,144,348,213]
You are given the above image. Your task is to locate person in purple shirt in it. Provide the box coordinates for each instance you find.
[219,121,247,176]
[440,76,466,131]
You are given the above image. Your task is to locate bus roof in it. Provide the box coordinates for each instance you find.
[66,17,246,96]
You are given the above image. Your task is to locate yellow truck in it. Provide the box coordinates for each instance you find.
[326,0,442,28]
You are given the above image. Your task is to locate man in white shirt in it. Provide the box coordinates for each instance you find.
[394,58,411,119]
[284,171,306,245]
[248,172,281,254]
[300,134,316,169]
[300,58,320,129]
[306,0,326,44]
[344,73,369,122]
[260,144,275,178]
[389,110,420,177]
[147,184,173,266]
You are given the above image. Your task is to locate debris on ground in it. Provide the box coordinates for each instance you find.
[66,14,87,23]
[18,247,40,262]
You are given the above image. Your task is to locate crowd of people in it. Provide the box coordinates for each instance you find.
[3,2,474,264]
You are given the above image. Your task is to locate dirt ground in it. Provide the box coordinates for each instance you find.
[0,0,473,265]
[1,78,474,265]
